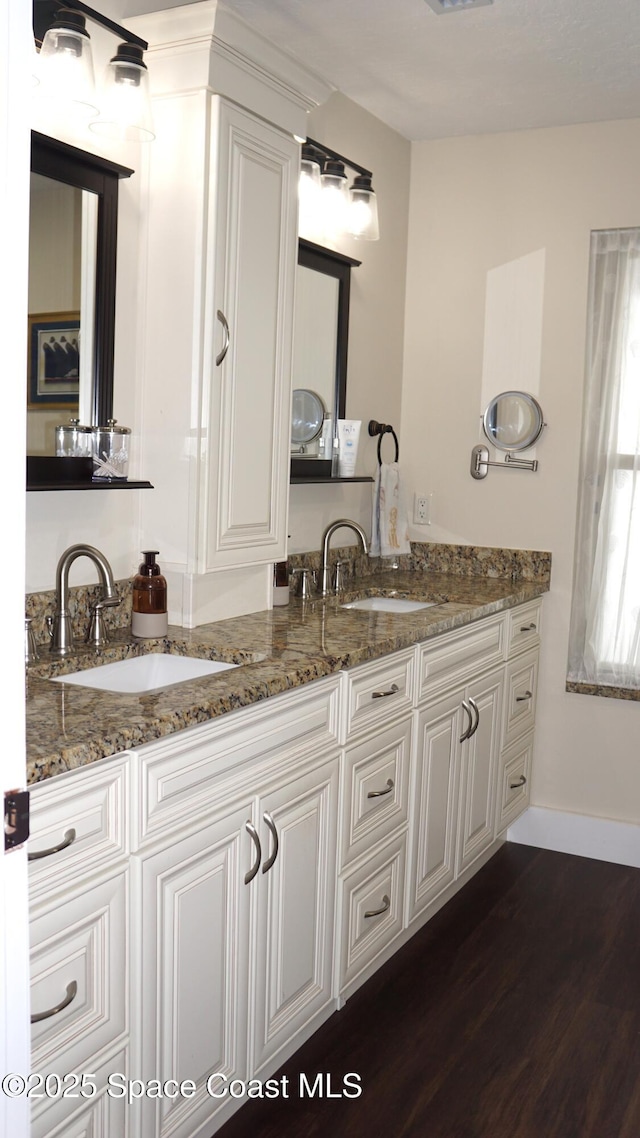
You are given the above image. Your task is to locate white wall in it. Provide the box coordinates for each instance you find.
[287,93,411,554]
[401,118,640,826]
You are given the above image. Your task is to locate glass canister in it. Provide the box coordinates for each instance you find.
[92,418,131,480]
[55,418,93,458]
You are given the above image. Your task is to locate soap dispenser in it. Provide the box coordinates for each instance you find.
[132,551,168,637]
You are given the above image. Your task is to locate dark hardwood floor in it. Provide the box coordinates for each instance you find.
[215,842,640,1138]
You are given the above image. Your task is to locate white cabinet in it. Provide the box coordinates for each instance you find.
[336,651,414,1000]
[28,758,131,1138]
[200,99,299,572]
[134,678,341,1138]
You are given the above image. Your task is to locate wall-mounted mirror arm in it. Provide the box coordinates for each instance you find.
[471,445,538,479]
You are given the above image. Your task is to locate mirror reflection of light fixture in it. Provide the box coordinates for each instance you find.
[299,138,380,243]
[32,0,155,142]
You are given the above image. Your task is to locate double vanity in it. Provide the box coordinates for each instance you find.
[25,549,548,1138]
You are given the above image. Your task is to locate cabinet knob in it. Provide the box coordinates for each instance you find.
[520,622,537,632]
[516,690,533,702]
[509,775,527,789]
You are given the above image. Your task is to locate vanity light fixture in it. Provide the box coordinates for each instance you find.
[33,0,155,141]
[300,138,380,242]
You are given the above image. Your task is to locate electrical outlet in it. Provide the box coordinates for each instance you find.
[413,493,431,525]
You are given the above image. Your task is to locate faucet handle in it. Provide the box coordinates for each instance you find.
[86,595,121,649]
[333,560,350,593]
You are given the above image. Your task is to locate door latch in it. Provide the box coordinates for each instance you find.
[4,789,30,852]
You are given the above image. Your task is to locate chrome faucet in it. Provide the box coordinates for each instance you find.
[318,519,369,597]
[49,544,120,656]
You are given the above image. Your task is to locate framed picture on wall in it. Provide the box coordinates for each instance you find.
[27,312,80,407]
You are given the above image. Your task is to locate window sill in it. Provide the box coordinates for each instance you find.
[566,680,640,703]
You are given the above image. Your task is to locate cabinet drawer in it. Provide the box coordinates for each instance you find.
[506,599,542,657]
[31,1043,128,1138]
[28,756,129,902]
[417,617,505,703]
[135,675,340,846]
[503,648,538,748]
[341,717,412,868]
[496,732,533,834]
[30,869,128,1081]
[343,650,415,740]
[338,833,406,997]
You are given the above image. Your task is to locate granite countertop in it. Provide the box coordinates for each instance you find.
[26,569,548,785]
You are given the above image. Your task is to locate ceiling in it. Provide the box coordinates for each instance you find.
[120,0,640,141]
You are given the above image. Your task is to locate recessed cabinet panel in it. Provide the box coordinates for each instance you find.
[138,803,252,1138]
[204,100,298,569]
[251,758,339,1079]
[503,648,538,748]
[341,717,412,867]
[31,1043,129,1138]
[407,690,461,924]
[30,870,128,1080]
[456,669,502,875]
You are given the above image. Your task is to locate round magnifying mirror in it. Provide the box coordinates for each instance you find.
[482,391,544,452]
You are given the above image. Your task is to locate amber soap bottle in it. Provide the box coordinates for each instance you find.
[132,551,168,638]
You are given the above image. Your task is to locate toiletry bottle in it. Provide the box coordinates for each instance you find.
[132,551,168,637]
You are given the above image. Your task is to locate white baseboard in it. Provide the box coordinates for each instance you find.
[507,806,640,869]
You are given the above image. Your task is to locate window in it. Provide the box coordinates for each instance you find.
[568,228,640,690]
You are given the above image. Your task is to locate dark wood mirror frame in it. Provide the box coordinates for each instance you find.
[30,131,133,427]
[291,239,361,482]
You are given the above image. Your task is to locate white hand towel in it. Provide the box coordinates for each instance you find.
[370,461,411,558]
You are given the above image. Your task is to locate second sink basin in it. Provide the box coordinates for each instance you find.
[50,653,239,694]
[341,597,442,613]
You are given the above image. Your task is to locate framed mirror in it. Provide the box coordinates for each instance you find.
[27,132,133,460]
[482,390,545,452]
[291,239,360,480]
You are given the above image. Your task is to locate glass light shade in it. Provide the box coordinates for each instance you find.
[320,159,350,241]
[348,174,380,241]
[90,43,155,143]
[36,11,98,115]
[298,148,322,239]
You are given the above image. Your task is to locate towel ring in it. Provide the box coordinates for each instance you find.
[368,420,399,465]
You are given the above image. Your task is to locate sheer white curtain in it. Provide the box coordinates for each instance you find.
[568,228,640,688]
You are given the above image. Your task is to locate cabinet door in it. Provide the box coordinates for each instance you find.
[250,756,339,1078]
[202,98,299,571]
[137,802,253,1138]
[406,689,462,925]
[456,668,503,875]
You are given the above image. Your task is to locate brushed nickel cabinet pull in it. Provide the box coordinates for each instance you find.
[28,827,76,862]
[371,683,400,699]
[509,775,527,789]
[261,812,279,874]
[216,309,230,366]
[520,622,537,632]
[244,821,262,884]
[516,690,533,702]
[367,778,394,799]
[460,700,473,742]
[364,894,391,919]
[31,980,78,1024]
[468,697,480,738]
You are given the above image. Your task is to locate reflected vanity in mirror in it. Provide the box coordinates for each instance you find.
[26,132,151,490]
[471,390,545,479]
[290,239,363,482]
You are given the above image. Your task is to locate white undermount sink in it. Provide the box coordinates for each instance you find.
[341,597,442,613]
[50,653,239,694]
